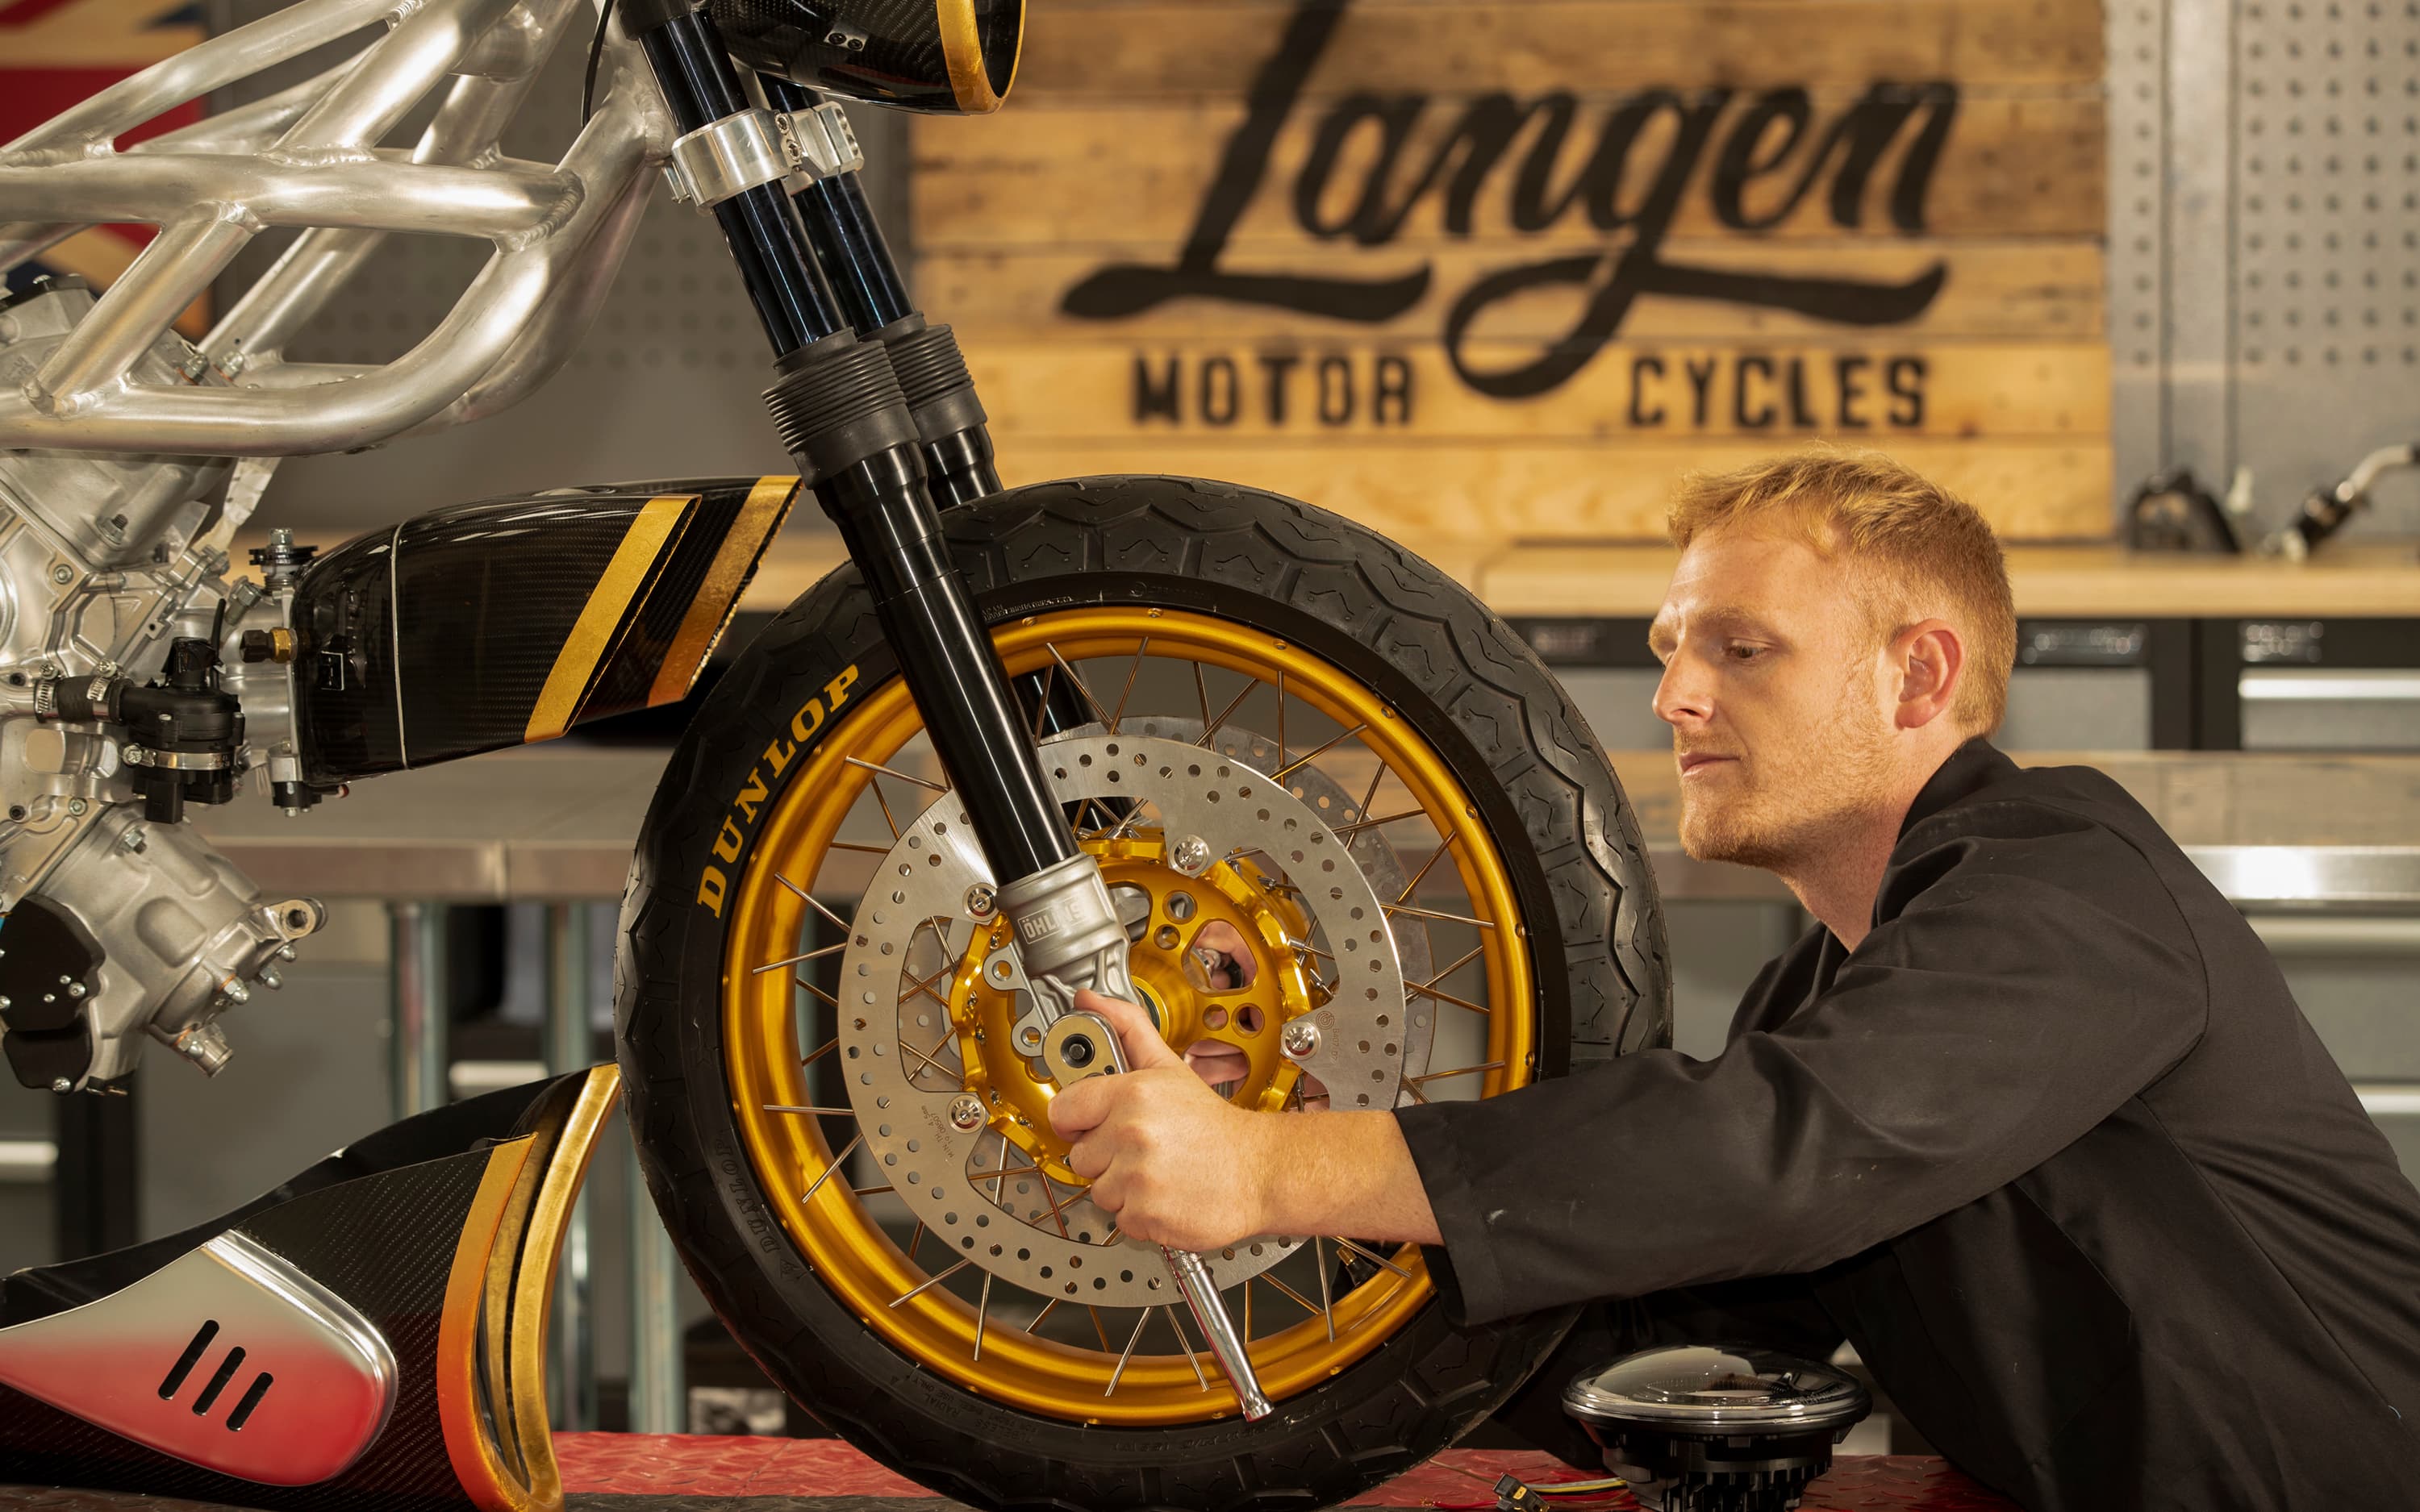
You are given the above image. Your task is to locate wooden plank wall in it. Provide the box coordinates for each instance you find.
[911,0,2110,548]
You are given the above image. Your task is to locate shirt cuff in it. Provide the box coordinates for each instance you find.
[1394,1102,1517,1327]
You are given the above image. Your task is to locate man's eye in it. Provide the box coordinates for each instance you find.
[1724,644,1771,663]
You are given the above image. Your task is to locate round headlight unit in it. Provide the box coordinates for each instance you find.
[1561,1344,1871,1511]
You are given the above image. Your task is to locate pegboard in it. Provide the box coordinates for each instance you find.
[2105,0,2420,539]
[199,0,910,538]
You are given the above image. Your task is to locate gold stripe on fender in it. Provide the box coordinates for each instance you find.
[525,496,691,743]
[647,475,802,708]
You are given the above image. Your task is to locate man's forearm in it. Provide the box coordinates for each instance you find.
[1256,1110,1443,1246]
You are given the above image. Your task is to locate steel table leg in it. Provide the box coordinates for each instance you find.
[628,1167,685,1432]
[387,901,449,1120]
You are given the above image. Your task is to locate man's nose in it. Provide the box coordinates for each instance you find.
[1653,656,1711,729]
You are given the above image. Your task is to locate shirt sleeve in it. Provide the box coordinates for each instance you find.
[1395,812,2209,1327]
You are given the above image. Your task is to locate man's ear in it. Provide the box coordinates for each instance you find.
[1890,619,1965,731]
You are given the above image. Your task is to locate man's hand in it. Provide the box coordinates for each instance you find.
[1047,989,1277,1252]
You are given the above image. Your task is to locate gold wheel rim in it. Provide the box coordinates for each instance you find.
[723,608,1536,1425]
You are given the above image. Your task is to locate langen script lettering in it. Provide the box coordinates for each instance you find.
[1062,0,1955,402]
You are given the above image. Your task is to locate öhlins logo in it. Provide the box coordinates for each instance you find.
[696,663,861,918]
[1062,0,1955,428]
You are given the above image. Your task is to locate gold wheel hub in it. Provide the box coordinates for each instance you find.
[952,831,1317,1187]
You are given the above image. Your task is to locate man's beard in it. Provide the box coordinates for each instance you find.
[1679,682,1898,873]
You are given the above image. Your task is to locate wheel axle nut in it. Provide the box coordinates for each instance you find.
[964,883,996,918]
[1170,834,1212,877]
[1281,1021,1321,1060]
[948,1093,985,1131]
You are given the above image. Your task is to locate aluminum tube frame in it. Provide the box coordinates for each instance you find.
[0,0,671,456]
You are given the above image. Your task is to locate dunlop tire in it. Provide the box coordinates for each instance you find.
[616,474,1670,1510]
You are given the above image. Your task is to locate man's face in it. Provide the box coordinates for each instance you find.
[1648,527,1901,869]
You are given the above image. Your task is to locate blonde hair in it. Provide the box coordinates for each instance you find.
[1667,449,2017,735]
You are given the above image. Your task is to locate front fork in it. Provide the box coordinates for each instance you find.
[627,2,1271,1417]
[629,5,1117,981]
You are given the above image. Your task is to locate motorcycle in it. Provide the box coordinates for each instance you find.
[0,0,1669,1504]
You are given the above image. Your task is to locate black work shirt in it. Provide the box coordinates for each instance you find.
[1396,739,2420,1510]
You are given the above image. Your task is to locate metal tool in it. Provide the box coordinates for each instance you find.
[0,1229,396,1484]
[1042,1009,1275,1422]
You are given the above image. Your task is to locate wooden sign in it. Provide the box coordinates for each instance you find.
[912,0,2111,549]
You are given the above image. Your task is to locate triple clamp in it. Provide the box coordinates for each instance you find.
[662,102,863,210]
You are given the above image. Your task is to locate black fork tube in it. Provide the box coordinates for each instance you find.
[639,13,841,356]
[632,7,1077,881]
[757,74,1079,737]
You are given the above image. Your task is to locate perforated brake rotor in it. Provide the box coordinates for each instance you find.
[836,734,1412,1307]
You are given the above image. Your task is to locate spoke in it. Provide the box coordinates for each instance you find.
[1396,835,1459,905]
[1421,943,1487,986]
[1353,756,1386,830]
[1406,1060,1506,1086]
[1028,661,1058,743]
[752,940,847,974]
[1198,676,1255,748]
[1383,902,1498,929]
[900,959,953,1015]
[777,874,854,934]
[1107,635,1150,734]
[1089,1306,1113,1352]
[1272,723,1367,781]
[1407,978,1492,1017]
[763,1102,857,1116]
[795,973,840,1008]
[1258,1271,1323,1319]
[845,755,947,793]
[1332,1235,1413,1280]
[899,1033,959,1082]
[973,1270,994,1361]
[828,839,892,856]
[1335,807,1426,839]
[1046,643,1115,727]
[1192,660,1212,731]
[802,1038,840,1068]
[907,1221,925,1259]
[853,1184,895,1198]
[1105,1310,1151,1394]
[1313,1236,1337,1342]
[888,1257,972,1308]
[799,1132,863,1206]
[1164,1305,1211,1390]
[868,776,903,841]
[1275,669,1287,777]
[1028,1297,1062,1335]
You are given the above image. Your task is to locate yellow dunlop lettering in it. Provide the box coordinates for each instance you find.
[696,660,863,915]
[791,697,826,744]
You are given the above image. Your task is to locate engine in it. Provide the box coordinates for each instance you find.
[0,277,323,1091]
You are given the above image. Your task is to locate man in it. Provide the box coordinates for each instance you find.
[1050,449,2420,1510]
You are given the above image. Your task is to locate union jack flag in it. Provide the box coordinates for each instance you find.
[2,0,211,333]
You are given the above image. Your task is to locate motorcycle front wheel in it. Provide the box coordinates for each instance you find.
[616,475,1667,1510]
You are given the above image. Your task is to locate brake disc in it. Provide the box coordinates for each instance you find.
[837,733,1412,1307]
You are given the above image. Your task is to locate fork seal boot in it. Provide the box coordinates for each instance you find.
[762,331,920,483]
[876,316,989,444]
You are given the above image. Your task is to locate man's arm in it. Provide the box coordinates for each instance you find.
[1396,818,2207,1326]
[1052,991,1442,1250]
